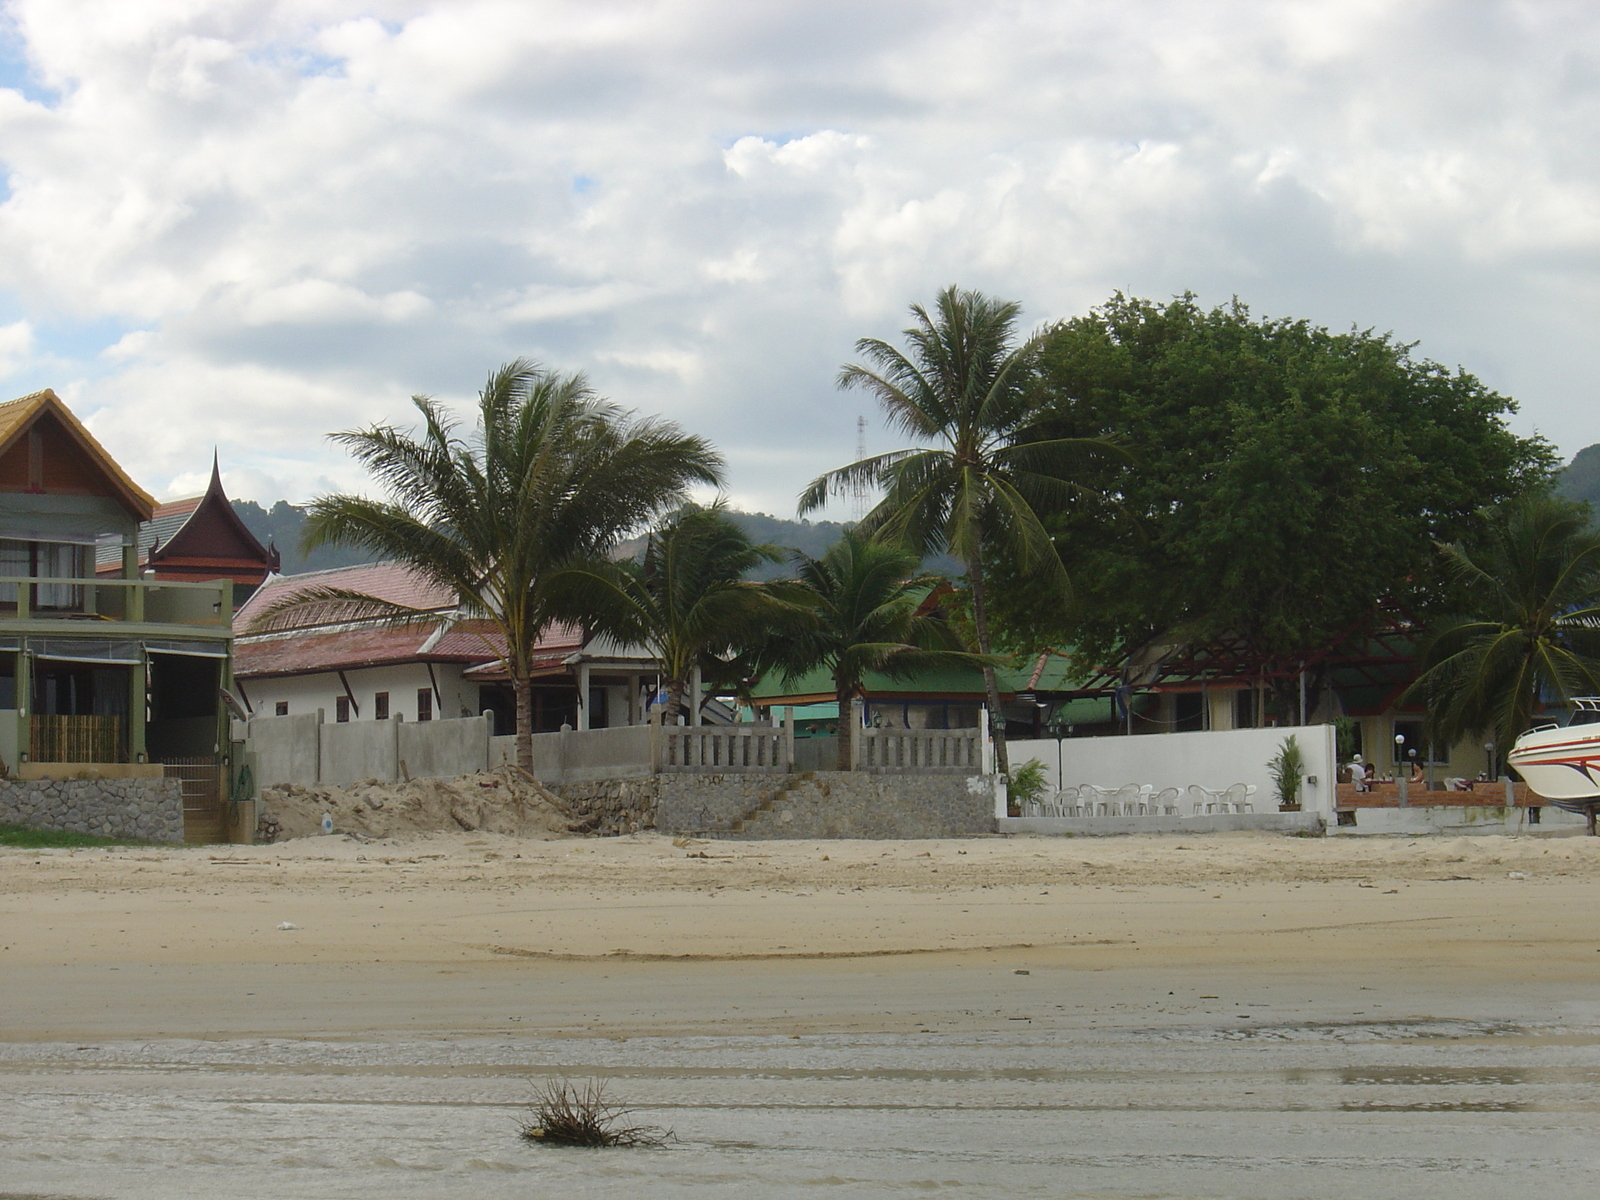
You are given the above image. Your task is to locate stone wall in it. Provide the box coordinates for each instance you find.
[548,776,661,836]
[656,771,999,839]
[0,777,184,843]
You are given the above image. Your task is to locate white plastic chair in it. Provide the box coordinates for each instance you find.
[1225,782,1253,813]
[1086,784,1117,816]
[1186,784,1218,815]
[1111,783,1143,816]
[1150,786,1181,815]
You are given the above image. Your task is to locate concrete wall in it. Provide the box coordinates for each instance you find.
[490,723,655,783]
[399,714,492,780]
[1330,804,1589,836]
[656,771,1001,839]
[1010,724,1340,816]
[319,716,400,785]
[998,812,1325,837]
[0,776,184,842]
[249,712,323,787]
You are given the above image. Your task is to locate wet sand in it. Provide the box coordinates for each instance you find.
[4,831,1600,1198]
[2,830,1598,1040]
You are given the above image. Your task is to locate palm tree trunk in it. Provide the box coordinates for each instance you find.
[966,555,1011,780]
[514,670,533,772]
[836,685,854,771]
[663,677,687,725]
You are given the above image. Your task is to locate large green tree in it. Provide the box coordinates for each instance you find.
[760,529,983,770]
[1013,293,1556,682]
[1406,492,1600,756]
[259,359,722,769]
[549,504,789,725]
[799,286,1124,774]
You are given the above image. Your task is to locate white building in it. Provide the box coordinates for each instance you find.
[233,562,662,733]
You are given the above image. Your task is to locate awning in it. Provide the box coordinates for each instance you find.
[28,638,142,665]
[144,639,229,659]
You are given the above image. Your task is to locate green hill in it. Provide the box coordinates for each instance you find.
[1558,444,1600,514]
[235,500,963,581]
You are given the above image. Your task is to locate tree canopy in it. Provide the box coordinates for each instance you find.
[260,359,722,768]
[1003,293,1556,668]
[800,285,1123,773]
[1406,492,1600,754]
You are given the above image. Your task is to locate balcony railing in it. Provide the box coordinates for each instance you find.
[0,575,230,629]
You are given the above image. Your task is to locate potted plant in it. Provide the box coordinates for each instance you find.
[1268,734,1305,811]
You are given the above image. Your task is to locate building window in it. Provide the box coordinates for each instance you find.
[275,701,288,716]
[374,691,390,720]
[417,688,433,721]
[1234,689,1255,730]
[336,695,350,723]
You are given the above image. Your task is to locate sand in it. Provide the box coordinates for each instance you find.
[3,829,1599,1041]
[258,769,574,841]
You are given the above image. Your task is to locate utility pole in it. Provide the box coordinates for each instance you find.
[851,415,868,522]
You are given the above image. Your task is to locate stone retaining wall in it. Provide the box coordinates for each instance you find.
[0,777,185,843]
[657,772,999,839]
[548,776,662,836]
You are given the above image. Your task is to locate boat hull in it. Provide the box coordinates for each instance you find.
[1508,724,1600,802]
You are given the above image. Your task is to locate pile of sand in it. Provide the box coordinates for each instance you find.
[258,770,575,842]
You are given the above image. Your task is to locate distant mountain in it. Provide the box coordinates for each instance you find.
[1558,444,1600,514]
[231,501,379,576]
[235,500,959,581]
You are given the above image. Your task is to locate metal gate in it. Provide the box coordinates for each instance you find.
[162,757,226,844]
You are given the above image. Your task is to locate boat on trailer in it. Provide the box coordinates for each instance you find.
[1507,697,1600,814]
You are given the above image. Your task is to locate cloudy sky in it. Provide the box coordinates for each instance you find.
[0,0,1595,514]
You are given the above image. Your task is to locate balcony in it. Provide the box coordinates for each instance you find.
[0,574,231,634]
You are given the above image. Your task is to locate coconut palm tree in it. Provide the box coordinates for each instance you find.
[798,285,1126,774]
[256,359,722,770]
[1406,492,1600,756]
[547,504,790,724]
[761,528,988,771]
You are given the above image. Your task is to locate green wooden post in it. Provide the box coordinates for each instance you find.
[128,653,147,764]
[15,649,29,762]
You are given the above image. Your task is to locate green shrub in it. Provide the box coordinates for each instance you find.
[1268,735,1305,808]
[1008,758,1049,807]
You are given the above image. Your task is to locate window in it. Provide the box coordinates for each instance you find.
[335,695,350,723]
[417,688,433,722]
[1234,689,1255,729]
[1174,692,1204,732]
[275,701,288,716]
[374,691,389,720]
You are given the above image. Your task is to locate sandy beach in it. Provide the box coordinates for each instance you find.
[6,830,1600,1199]
[4,829,1600,1040]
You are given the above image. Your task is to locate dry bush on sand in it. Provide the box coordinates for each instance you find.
[519,1078,671,1148]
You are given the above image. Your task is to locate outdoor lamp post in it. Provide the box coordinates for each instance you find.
[1044,715,1069,791]
[1395,733,1408,807]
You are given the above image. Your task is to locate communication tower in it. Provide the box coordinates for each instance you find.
[851,415,869,521]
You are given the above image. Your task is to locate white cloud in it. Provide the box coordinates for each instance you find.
[0,0,1594,516]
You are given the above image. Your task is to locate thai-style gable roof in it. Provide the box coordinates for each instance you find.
[94,456,280,578]
[0,388,155,520]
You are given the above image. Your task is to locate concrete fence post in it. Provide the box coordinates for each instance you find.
[649,711,662,773]
[783,706,795,773]
[314,707,324,785]
[851,698,864,771]
[481,713,492,772]
[559,723,571,785]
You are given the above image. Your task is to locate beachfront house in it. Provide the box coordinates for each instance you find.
[233,562,667,734]
[0,389,238,834]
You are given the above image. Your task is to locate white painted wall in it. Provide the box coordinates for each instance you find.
[1009,724,1340,815]
[238,662,479,724]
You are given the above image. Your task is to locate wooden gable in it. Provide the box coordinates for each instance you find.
[0,390,154,521]
[147,457,279,584]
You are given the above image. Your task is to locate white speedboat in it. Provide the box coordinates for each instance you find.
[1508,697,1600,808]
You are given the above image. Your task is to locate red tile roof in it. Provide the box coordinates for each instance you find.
[235,561,455,632]
[235,625,438,678]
